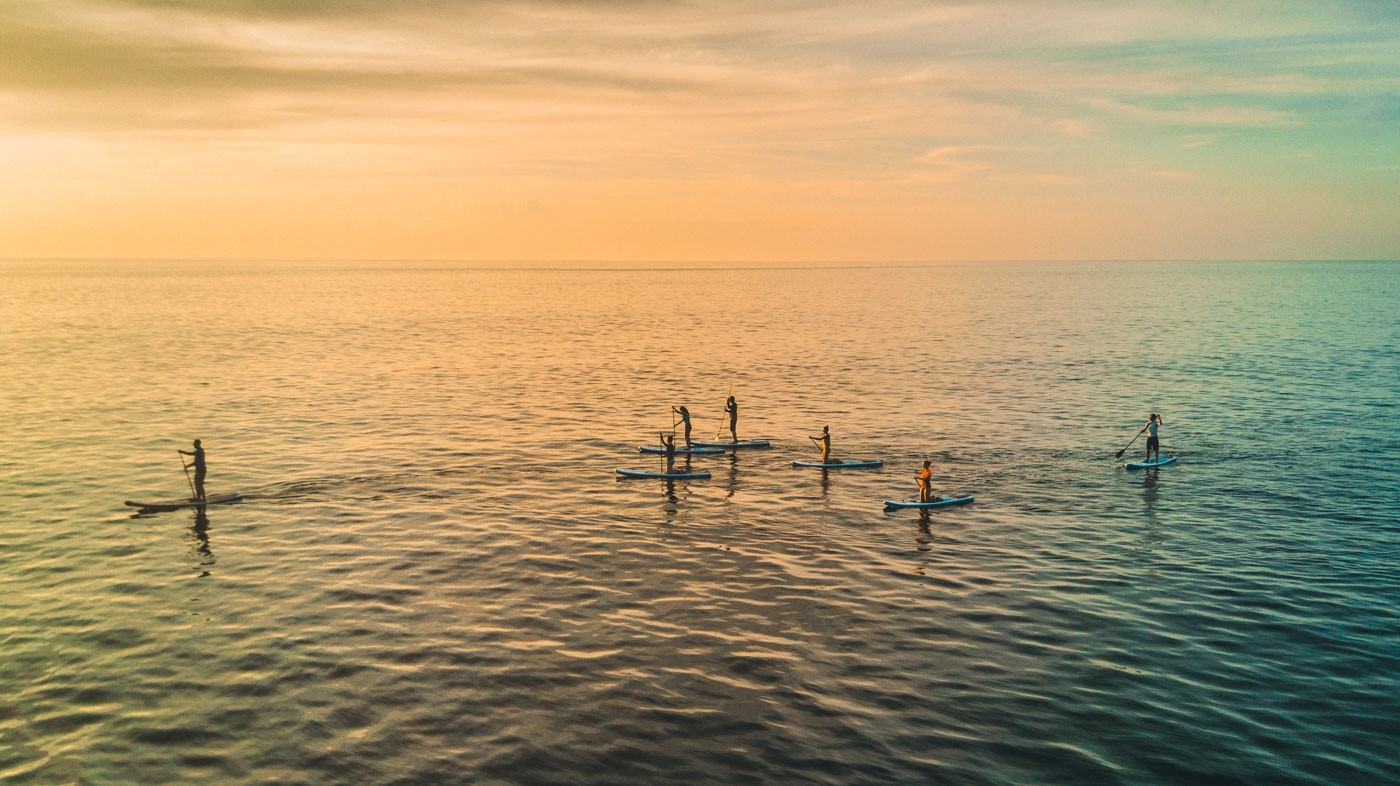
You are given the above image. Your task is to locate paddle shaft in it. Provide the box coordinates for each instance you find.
[177,451,196,498]
[715,385,732,439]
[657,413,679,444]
[1115,424,1150,459]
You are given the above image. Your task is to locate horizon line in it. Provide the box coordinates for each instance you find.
[3,257,1396,268]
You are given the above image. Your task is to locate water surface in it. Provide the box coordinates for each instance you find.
[1,260,1396,784]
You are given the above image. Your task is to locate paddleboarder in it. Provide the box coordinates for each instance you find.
[723,395,738,442]
[672,405,693,448]
[917,459,940,503]
[659,432,677,473]
[1145,413,1163,463]
[178,439,206,500]
[809,426,831,465]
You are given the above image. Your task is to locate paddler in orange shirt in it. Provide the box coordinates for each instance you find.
[917,459,941,503]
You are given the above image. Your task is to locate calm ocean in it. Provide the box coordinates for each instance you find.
[1,260,1396,784]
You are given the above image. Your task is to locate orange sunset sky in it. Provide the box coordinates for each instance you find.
[2,0,1397,262]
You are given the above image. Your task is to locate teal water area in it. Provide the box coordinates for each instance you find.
[1,260,1396,784]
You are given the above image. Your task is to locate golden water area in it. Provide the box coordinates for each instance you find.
[1,260,1396,784]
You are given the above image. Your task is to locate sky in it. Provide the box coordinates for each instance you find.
[1,0,1397,262]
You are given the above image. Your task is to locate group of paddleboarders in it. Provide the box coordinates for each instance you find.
[668,396,738,450]
[162,412,1165,506]
[656,396,740,471]
[657,408,1168,502]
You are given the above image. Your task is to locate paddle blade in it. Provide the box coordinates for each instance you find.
[1115,448,1127,458]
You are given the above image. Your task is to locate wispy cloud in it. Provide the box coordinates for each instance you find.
[1086,98,1302,129]
[2,0,1397,259]
[1147,169,1199,182]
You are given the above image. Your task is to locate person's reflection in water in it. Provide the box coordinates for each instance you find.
[915,509,934,552]
[1140,467,1160,510]
[818,467,831,499]
[662,455,696,510]
[725,452,739,500]
[190,508,215,577]
[1137,469,1164,552]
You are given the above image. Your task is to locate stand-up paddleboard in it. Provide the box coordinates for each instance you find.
[124,494,244,512]
[616,469,711,480]
[638,445,726,455]
[691,440,771,449]
[792,460,884,469]
[883,496,974,509]
[1126,455,1178,469]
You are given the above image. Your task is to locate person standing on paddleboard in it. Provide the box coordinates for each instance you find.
[659,432,677,473]
[918,459,938,503]
[723,396,738,442]
[179,439,206,500]
[810,426,832,464]
[672,405,693,448]
[1145,414,1163,463]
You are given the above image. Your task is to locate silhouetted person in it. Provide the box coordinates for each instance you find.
[659,432,677,472]
[179,439,206,500]
[723,396,738,442]
[1145,414,1163,462]
[672,405,693,448]
[810,426,831,464]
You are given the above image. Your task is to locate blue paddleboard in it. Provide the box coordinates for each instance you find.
[792,460,884,469]
[692,440,771,449]
[883,496,973,509]
[616,469,711,480]
[1125,455,1178,469]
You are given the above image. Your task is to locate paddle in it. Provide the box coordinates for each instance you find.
[177,451,197,499]
[1115,424,1150,459]
[714,386,732,439]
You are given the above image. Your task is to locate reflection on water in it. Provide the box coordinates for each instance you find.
[189,509,214,577]
[914,510,934,552]
[661,477,680,513]
[724,453,739,500]
[1139,466,1161,513]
